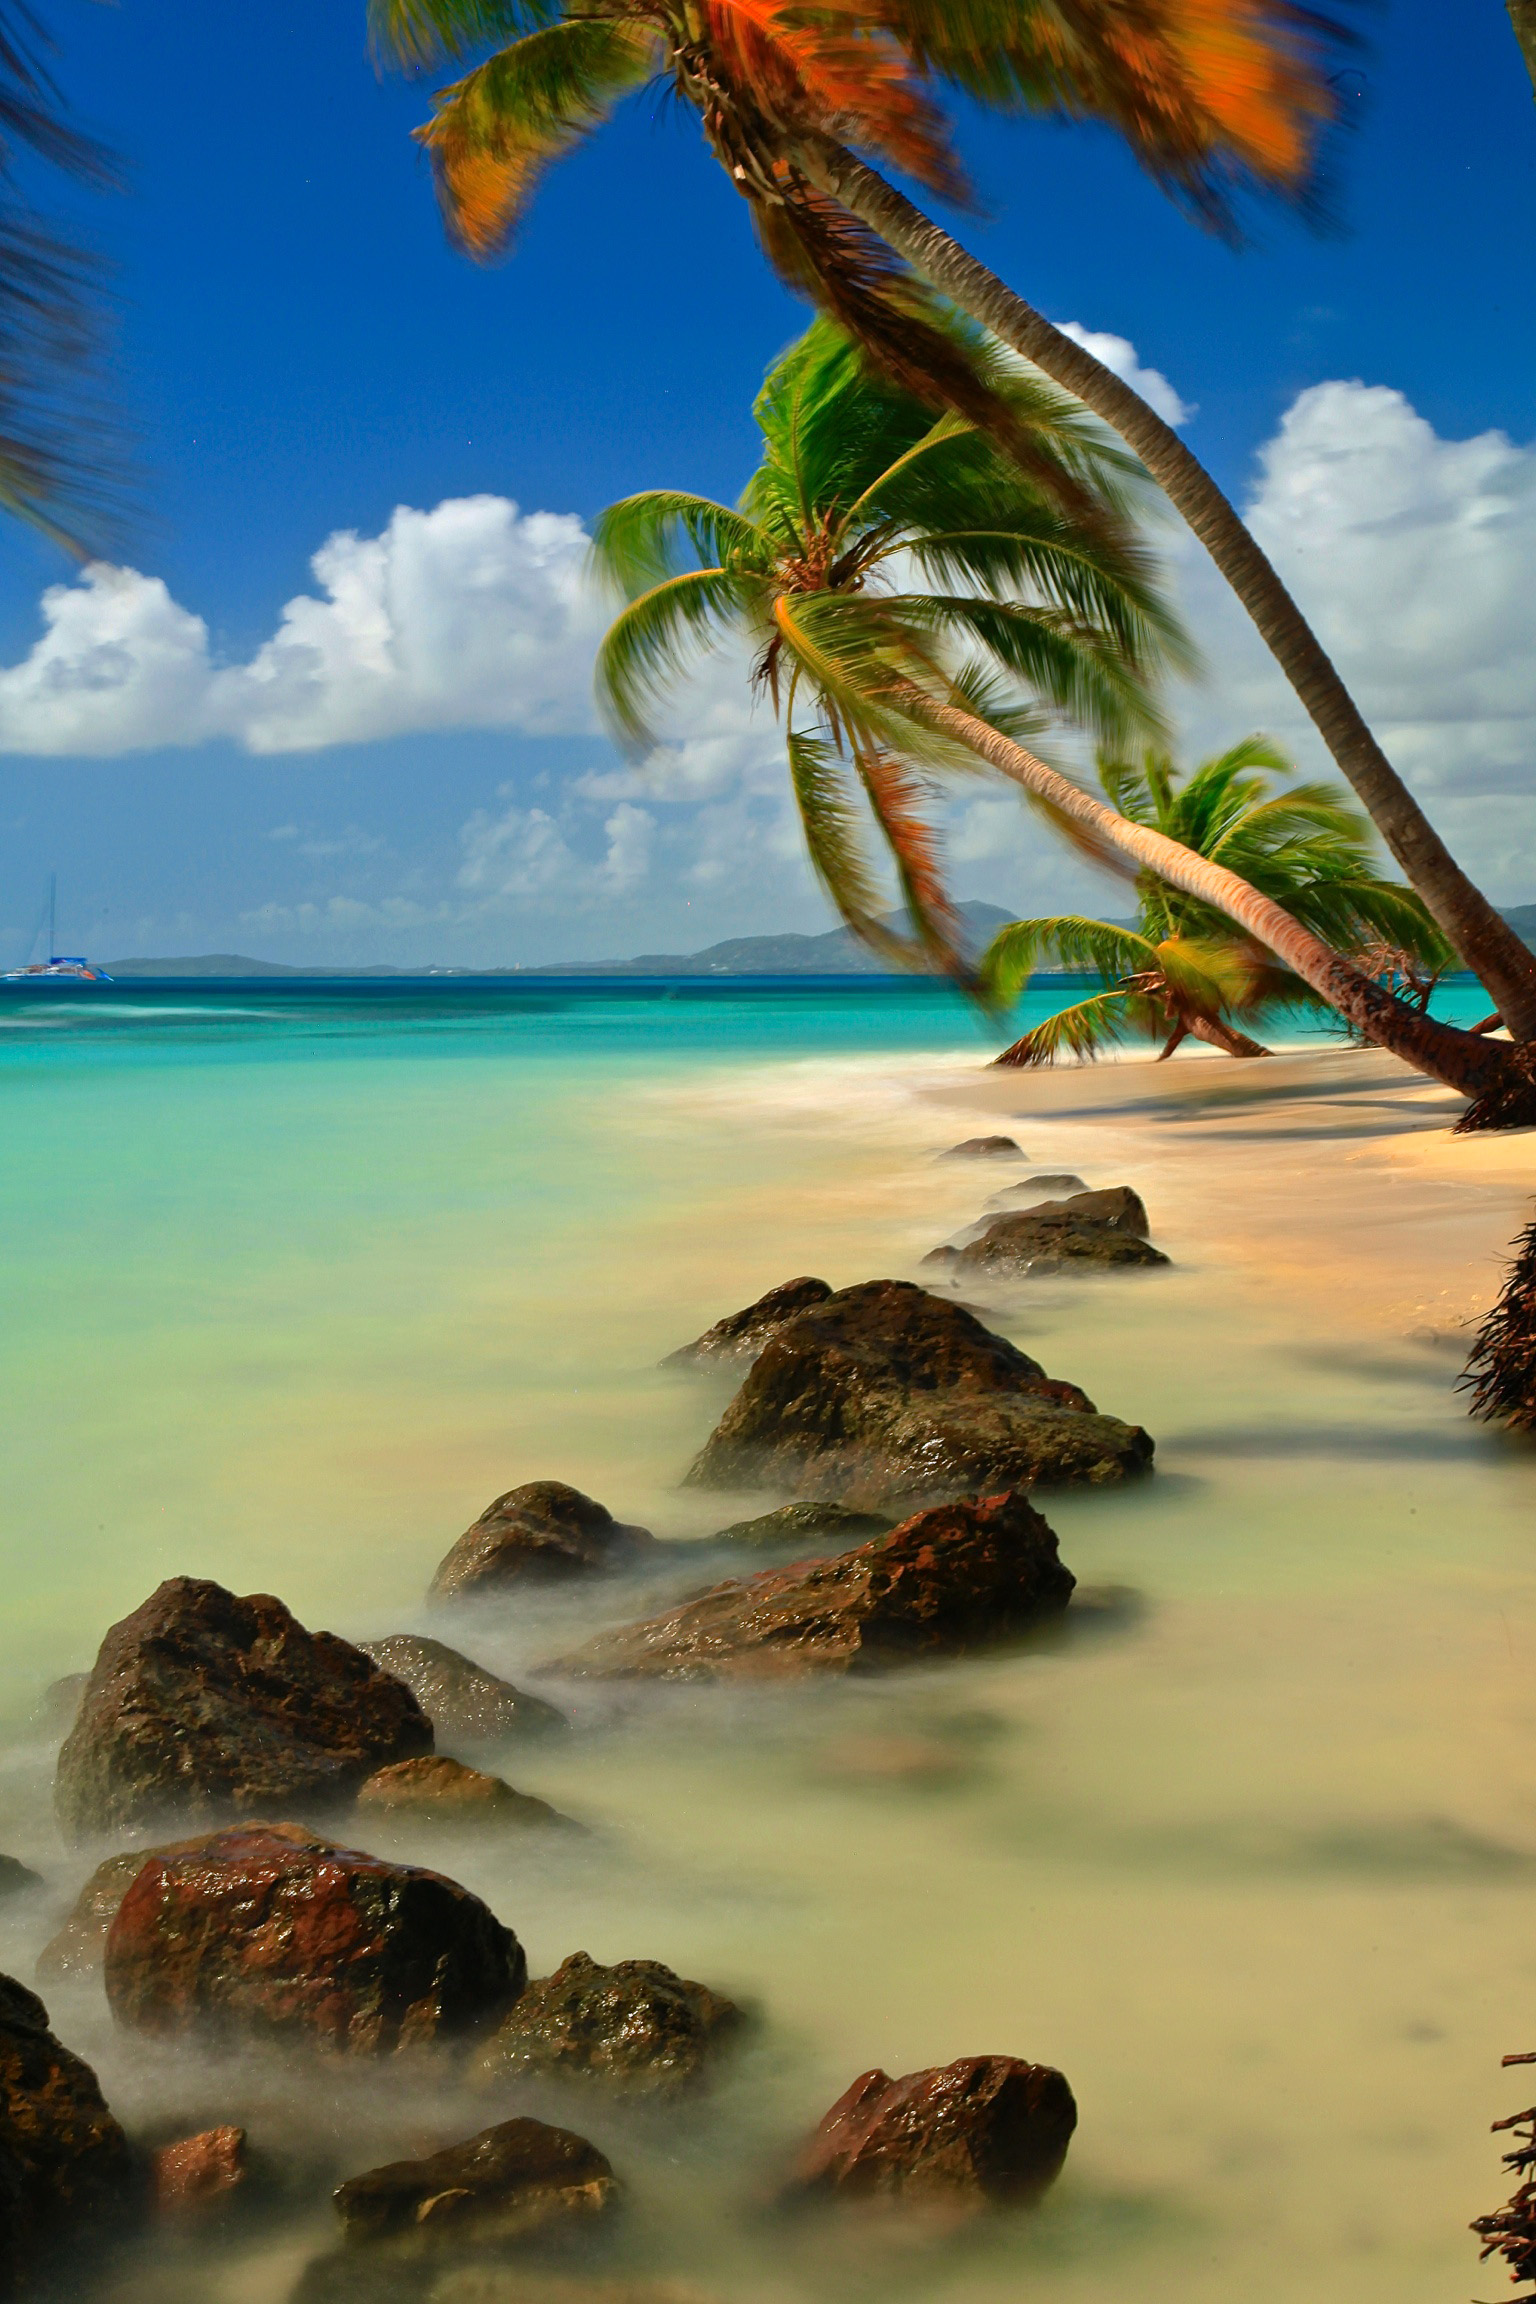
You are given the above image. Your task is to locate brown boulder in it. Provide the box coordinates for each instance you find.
[684,1280,1150,1502]
[430,1484,655,1604]
[663,1277,833,1371]
[934,1188,1167,1284]
[104,1824,523,2054]
[541,1490,1074,1683]
[151,2124,247,2214]
[356,1757,576,1832]
[332,2115,616,2249]
[356,1636,566,1744]
[0,1973,136,2292]
[784,2055,1076,2208]
[38,1827,320,1983]
[54,1578,433,1843]
[474,1951,744,2097]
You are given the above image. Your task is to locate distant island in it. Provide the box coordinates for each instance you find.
[100,900,1536,980]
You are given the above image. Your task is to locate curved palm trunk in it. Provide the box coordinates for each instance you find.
[1189,1015,1270,1058]
[1510,0,1536,97]
[795,139,1536,1043]
[903,685,1527,1107]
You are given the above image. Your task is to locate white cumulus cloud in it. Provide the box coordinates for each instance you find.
[1055,324,1194,427]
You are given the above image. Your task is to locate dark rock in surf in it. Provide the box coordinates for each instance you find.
[151,2124,248,2215]
[0,1860,41,1902]
[104,1823,523,2054]
[704,1502,894,1549]
[783,2054,1076,2209]
[664,1277,834,1371]
[934,1189,1167,1282]
[356,1756,577,1833]
[0,1973,136,2293]
[541,1490,1074,1683]
[54,1578,433,1842]
[685,1280,1150,1502]
[357,1636,566,1745]
[938,1138,1025,1160]
[430,1484,655,1604]
[332,2116,617,2249]
[473,1951,744,2098]
[38,1828,296,1983]
[987,1173,1088,1208]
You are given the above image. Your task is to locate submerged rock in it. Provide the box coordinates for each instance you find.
[541,1490,1074,1683]
[703,1502,894,1549]
[931,1188,1167,1283]
[104,1823,523,2054]
[0,1859,41,1901]
[35,1674,89,1738]
[938,1137,1024,1160]
[151,2124,248,2215]
[684,1280,1150,1502]
[332,2116,617,2250]
[986,1172,1088,1208]
[356,1636,566,1745]
[430,1484,655,1604]
[54,1578,433,1842]
[356,1757,576,1833]
[474,1952,744,2097]
[783,2055,1076,2208]
[663,1277,833,1371]
[0,1973,136,2292]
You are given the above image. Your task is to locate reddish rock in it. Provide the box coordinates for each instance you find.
[104,1824,524,2054]
[356,1635,566,1744]
[541,1490,1074,1682]
[332,2115,616,2247]
[38,1827,322,1982]
[785,2055,1076,2208]
[474,1951,744,2096]
[54,1578,433,1842]
[663,1277,834,1371]
[356,1757,576,1832]
[684,1280,1150,1503]
[430,1484,655,1603]
[151,2124,247,2213]
[0,1973,136,2292]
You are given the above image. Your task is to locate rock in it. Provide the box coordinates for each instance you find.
[703,1502,894,1549]
[541,1490,1074,1683]
[356,1637,566,1745]
[35,1674,89,1737]
[36,1828,283,1983]
[0,1973,136,2292]
[938,1193,1167,1282]
[473,1951,744,2097]
[986,1173,1088,1208]
[683,1280,1151,1501]
[332,2116,617,2249]
[663,1277,834,1371]
[1026,1185,1149,1235]
[938,1138,1024,1160]
[151,2124,247,2214]
[356,1757,576,1833]
[430,1485,655,1604]
[0,1859,41,1901]
[104,1824,523,2055]
[783,2055,1076,2208]
[55,1577,433,1843]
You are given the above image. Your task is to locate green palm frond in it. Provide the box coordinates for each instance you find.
[999,989,1165,1067]
[368,0,549,70]
[978,914,1158,1006]
[1154,932,1260,1013]
[785,724,913,964]
[595,567,757,750]
[591,490,769,598]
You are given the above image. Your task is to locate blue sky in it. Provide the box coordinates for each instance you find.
[0,0,1531,966]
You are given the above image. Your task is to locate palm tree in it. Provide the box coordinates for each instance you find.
[1510,1,1536,99]
[981,738,1454,1063]
[368,0,1536,1043]
[590,318,1527,1118]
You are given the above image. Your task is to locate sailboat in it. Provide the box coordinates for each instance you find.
[3,876,113,981]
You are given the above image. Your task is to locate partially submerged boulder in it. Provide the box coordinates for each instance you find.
[332,2116,617,2250]
[684,1280,1150,1502]
[541,1491,1074,1683]
[938,1138,1024,1160]
[356,1636,566,1745]
[703,1502,893,1549]
[986,1173,1088,1209]
[0,1973,136,2292]
[930,1188,1167,1283]
[39,1828,305,1983]
[151,2124,247,2215]
[356,1757,576,1833]
[663,1277,833,1371]
[430,1485,655,1604]
[55,1578,433,1842]
[0,1859,41,1902]
[783,2055,1076,2209]
[35,1674,88,1738]
[104,1824,523,2054]
[474,1952,744,2097]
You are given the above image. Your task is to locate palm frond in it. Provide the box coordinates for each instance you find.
[590,489,769,597]
[979,913,1158,1005]
[852,741,974,982]
[595,567,756,749]
[368,0,550,70]
[995,988,1162,1067]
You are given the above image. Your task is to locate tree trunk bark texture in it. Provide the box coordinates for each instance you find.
[796,139,1536,1044]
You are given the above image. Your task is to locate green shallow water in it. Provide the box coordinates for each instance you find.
[0,974,1529,2304]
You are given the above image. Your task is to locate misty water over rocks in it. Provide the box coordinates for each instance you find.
[0,985,1531,2302]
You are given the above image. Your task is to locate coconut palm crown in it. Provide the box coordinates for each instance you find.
[981,738,1454,1064]
[592,316,1187,976]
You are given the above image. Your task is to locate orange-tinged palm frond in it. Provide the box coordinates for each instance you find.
[853,742,974,980]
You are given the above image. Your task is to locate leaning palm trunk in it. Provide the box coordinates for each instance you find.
[797,139,1536,1043]
[900,684,1526,1106]
[1510,1,1536,97]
